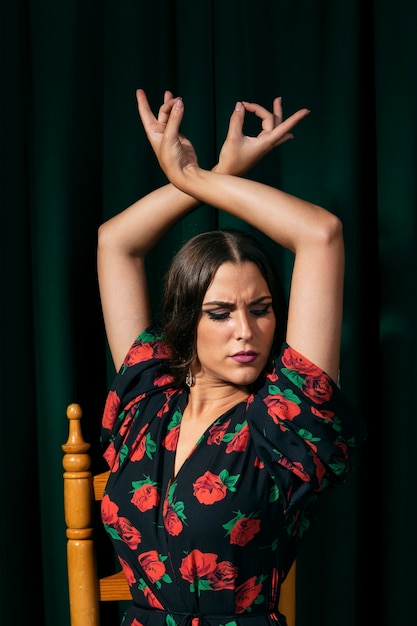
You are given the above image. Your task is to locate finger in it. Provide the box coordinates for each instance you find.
[279,108,310,133]
[163,90,173,104]
[136,89,157,128]
[270,108,310,144]
[242,101,276,132]
[163,97,184,140]
[272,97,283,127]
[223,101,246,141]
[158,94,178,124]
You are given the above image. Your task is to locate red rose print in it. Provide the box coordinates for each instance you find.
[246,394,255,406]
[163,504,183,536]
[230,518,261,546]
[119,556,136,586]
[208,560,238,590]
[101,494,119,525]
[303,373,333,404]
[124,342,155,366]
[335,438,348,457]
[225,422,250,453]
[102,389,121,430]
[254,456,264,469]
[269,567,279,608]
[179,549,218,583]
[156,389,176,418]
[207,419,231,445]
[264,395,301,424]
[235,576,263,613]
[153,342,171,360]
[103,441,118,470]
[266,369,279,382]
[116,516,142,550]
[138,550,166,583]
[282,346,322,376]
[142,584,164,610]
[154,372,175,387]
[277,457,310,482]
[310,451,326,486]
[312,406,335,421]
[193,471,227,504]
[162,424,180,451]
[132,619,144,626]
[130,425,149,461]
[131,482,160,512]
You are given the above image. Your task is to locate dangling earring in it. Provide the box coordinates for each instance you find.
[185,369,195,387]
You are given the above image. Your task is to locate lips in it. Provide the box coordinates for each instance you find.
[231,351,259,363]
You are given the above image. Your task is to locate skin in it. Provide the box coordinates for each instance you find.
[97,90,345,475]
[97,91,311,371]
[195,261,275,390]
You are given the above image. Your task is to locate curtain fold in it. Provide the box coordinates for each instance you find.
[1,1,415,625]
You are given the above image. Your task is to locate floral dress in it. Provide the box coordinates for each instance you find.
[101,324,366,626]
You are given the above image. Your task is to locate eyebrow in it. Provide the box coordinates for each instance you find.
[202,295,273,307]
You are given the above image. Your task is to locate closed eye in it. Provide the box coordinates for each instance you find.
[250,306,273,317]
[205,310,231,321]
[204,305,273,321]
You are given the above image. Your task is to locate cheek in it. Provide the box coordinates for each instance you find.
[258,318,276,341]
[196,321,229,357]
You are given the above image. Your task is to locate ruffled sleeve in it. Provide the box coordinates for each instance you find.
[101,324,176,469]
[246,342,367,515]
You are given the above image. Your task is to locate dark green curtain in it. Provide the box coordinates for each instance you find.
[1,1,415,625]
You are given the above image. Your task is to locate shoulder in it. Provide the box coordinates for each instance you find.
[120,323,170,373]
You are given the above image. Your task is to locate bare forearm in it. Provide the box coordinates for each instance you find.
[98,182,200,257]
[172,166,336,253]
[97,183,200,370]
[168,166,345,380]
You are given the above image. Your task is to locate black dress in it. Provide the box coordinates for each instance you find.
[101,324,366,626]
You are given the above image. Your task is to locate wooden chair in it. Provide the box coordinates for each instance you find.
[62,403,296,626]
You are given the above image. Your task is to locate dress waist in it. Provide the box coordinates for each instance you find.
[124,603,286,626]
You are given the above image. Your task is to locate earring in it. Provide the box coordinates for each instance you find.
[185,369,195,387]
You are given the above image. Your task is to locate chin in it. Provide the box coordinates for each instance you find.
[231,369,264,387]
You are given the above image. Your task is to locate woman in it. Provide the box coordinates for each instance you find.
[97,90,366,625]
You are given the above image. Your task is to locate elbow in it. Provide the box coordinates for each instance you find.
[97,220,112,252]
[314,210,344,250]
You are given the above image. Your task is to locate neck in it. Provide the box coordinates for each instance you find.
[185,383,249,420]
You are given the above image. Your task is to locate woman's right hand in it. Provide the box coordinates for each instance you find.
[136,89,199,176]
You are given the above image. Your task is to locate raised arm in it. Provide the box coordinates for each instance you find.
[98,90,305,371]
[148,96,344,381]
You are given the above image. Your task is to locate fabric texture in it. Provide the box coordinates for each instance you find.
[101,324,367,626]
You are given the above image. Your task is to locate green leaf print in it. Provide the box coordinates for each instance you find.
[119,443,129,465]
[297,428,320,443]
[145,432,157,458]
[103,524,121,541]
[269,483,280,503]
[280,367,305,389]
[222,510,245,533]
[167,480,187,522]
[130,475,158,492]
[168,409,182,429]
[218,469,240,491]
[222,420,248,442]
[268,384,302,405]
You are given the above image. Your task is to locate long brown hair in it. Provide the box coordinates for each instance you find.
[162,229,287,387]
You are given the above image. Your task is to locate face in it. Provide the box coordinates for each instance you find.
[195,262,276,388]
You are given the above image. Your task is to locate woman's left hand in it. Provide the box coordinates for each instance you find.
[215,97,310,175]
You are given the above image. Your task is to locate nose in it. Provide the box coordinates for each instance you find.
[234,310,254,340]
